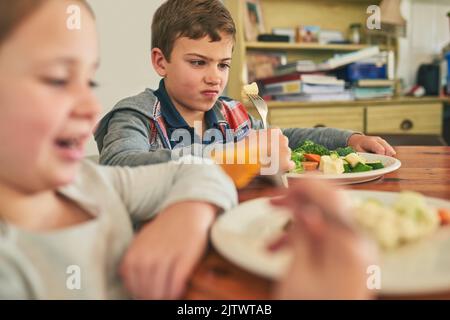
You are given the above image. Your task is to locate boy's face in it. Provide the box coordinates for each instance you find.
[0,0,100,193]
[154,32,234,115]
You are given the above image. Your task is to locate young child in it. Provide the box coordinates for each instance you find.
[0,0,238,299]
[94,0,396,173]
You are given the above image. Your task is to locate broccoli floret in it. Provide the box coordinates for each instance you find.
[366,161,384,170]
[335,146,356,157]
[329,151,340,159]
[343,163,352,173]
[292,163,304,173]
[291,151,305,163]
[291,151,305,173]
[295,140,330,156]
[353,163,373,172]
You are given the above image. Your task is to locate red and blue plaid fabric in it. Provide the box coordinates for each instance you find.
[148,99,252,149]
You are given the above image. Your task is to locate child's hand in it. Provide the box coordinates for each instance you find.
[119,201,217,299]
[214,129,294,188]
[348,134,396,156]
[243,129,295,173]
[271,180,377,299]
[263,128,295,173]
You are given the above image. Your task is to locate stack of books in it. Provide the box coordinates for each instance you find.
[257,46,382,102]
[273,60,318,76]
[273,47,380,77]
[261,74,353,102]
[352,79,395,100]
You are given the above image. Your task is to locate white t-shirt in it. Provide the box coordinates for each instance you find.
[0,160,237,299]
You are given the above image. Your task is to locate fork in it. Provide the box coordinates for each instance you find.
[246,93,289,187]
[247,93,269,129]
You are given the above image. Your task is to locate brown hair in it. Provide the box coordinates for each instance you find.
[151,0,236,61]
[0,0,94,47]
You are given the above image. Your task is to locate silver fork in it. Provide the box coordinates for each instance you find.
[246,93,289,187]
[247,93,269,129]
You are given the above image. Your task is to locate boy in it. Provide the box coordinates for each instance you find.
[94,0,395,173]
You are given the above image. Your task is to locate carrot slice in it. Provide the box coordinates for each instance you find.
[302,161,319,171]
[438,208,450,226]
[304,153,322,163]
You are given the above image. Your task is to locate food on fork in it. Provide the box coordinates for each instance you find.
[242,82,259,96]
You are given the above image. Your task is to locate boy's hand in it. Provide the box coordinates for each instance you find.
[214,129,295,188]
[271,180,377,300]
[243,129,295,174]
[263,128,295,173]
[119,201,217,299]
[348,134,396,156]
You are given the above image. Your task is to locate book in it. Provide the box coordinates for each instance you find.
[353,86,394,100]
[356,79,396,87]
[272,46,381,78]
[302,83,346,94]
[353,51,388,65]
[258,71,327,85]
[301,75,345,86]
[264,80,302,95]
[319,46,381,70]
[263,75,344,95]
[273,91,354,102]
[273,60,318,76]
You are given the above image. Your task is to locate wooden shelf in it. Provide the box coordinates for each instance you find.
[264,97,447,109]
[246,42,386,51]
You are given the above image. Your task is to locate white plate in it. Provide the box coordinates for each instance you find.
[211,190,450,295]
[286,153,401,185]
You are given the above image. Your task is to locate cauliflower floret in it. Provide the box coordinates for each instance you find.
[353,192,439,250]
[243,82,259,95]
[241,82,259,103]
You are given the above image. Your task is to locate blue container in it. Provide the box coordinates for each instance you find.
[344,63,387,82]
[446,52,450,77]
[446,52,450,94]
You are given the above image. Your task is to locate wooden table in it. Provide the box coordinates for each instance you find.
[184,146,450,300]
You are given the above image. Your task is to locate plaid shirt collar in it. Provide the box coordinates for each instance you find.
[149,80,251,149]
[154,79,221,132]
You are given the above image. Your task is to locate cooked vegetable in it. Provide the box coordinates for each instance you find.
[344,153,366,168]
[343,163,352,173]
[329,151,340,160]
[302,161,319,171]
[353,163,373,172]
[304,153,321,163]
[292,151,305,163]
[291,151,305,172]
[292,162,304,173]
[294,140,330,156]
[243,82,259,95]
[438,208,450,225]
[335,146,356,157]
[354,192,439,250]
[319,155,345,174]
[367,161,384,170]
[290,141,385,175]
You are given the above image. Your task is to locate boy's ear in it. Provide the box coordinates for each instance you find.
[151,48,168,77]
